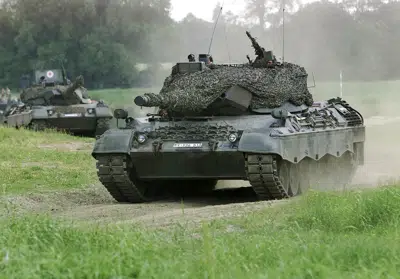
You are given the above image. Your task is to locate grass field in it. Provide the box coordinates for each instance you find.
[1,81,400,278]
[0,127,96,195]
[1,137,399,279]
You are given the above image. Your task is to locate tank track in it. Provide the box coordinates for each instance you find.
[29,119,48,131]
[96,152,358,203]
[245,152,358,201]
[95,154,153,203]
[95,154,217,202]
[245,154,290,200]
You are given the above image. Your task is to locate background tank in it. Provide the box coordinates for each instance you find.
[6,68,113,137]
[0,99,10,124]
[91,31,366,203]
[0,90,20,124]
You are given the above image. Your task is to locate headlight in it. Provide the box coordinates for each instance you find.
[48,110,53,115]
[228,133,238,143]
[87,108,94,114]
[137,134,147,144]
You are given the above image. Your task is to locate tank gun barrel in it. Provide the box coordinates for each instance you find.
[134,93,168,108]
[63,75,84,96]
[134,95,152,107]
[246,31,263,57]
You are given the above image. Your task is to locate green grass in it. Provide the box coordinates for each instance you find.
[89,87,160,108]
[89,87,161,127]
[1,187,400,278]
[0,127,97,194]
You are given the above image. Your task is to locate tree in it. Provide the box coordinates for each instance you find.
[244,0,268,30]
[212,2,223,22]
[243,0,300,29]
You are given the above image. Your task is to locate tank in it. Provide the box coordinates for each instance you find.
[91,31,366,203]
[0,99,9,124]
[5,69,113,137]
[0,93,20,125]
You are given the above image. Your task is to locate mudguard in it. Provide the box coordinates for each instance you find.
[238,126,365,164]
[92,128,134,157]
[7,110,33,127]
[95,106,113,118]
[31,108,49,119]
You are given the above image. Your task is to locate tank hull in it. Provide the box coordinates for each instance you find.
[5,103,113,137]
[131,147,247,180]
[92,98,366,203]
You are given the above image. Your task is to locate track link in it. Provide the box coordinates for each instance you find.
[95,154,151,203]
[245,154,290,200]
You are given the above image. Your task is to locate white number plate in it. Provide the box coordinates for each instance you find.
[63,113,81,117]
[173,143,203,148]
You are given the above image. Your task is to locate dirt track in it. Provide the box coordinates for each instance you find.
[2,105,400,227]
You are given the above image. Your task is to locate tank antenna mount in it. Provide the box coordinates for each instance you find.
[208,1,225,55]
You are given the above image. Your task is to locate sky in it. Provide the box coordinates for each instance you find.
[170,0,319,22]
[170,0,246,22]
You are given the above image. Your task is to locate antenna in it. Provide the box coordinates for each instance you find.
[308,72,316,88]
[282,0,285,64]
[59,58,68,85]
[340,70,343,98]
[208,1,225,55]
[223,19,231,63]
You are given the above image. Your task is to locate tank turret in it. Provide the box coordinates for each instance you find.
[20,70,87,106]
[60,75,91,105]
[133,31,313,115]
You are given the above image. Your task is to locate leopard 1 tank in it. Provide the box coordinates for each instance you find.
[6,68,113,137]
[92,31,365,203]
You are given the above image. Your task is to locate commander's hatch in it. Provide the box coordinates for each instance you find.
[173,62,207,74]
[198,54,214,65]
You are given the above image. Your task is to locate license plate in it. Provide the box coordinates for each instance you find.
[173,143,203,148]
[63,113,81,117]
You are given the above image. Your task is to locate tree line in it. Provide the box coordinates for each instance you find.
[0,0,399,89]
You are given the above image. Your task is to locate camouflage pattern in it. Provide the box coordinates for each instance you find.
[20,75,85,106]
[136,31,313,114]
[51,106,87,114]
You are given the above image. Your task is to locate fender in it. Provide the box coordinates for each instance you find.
[238,129,281,155]
[31,107,49,118]
[92,128,134,158]
[7,110,33,127]
[238,127,363,164]
[95,106,113,118]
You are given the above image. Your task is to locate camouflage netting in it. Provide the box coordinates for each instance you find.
[139,61,313,113]
[20,75,85,106]
[136,31,313,114]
